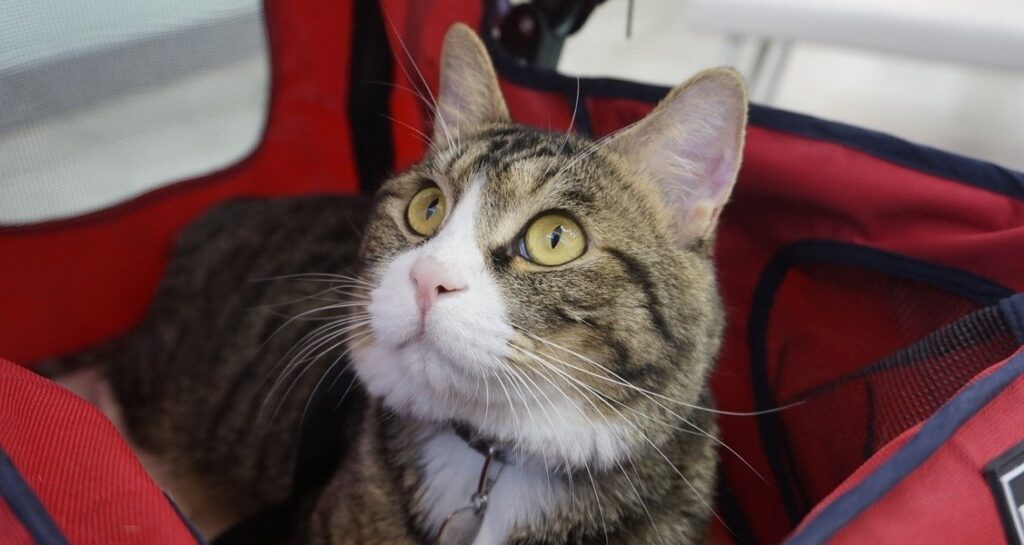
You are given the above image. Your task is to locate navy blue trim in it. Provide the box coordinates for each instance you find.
[348,0,395,195]
[1000,293,1024,344]
[0,448,70,545]
[477,6,1024,200]
[747,107,1024,200]
[784,344,1024,544]
[748,240,1013,523]
[165,493,207,544]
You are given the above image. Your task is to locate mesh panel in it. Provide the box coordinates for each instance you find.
[0,0,269,225]
[760,261,1018,515]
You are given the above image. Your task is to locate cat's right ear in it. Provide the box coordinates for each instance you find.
[609,68,748,245]
[433,23,510,148]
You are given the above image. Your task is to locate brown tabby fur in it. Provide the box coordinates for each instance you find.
[59,24,747,545]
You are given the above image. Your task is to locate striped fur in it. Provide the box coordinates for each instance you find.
[70,23,747,545]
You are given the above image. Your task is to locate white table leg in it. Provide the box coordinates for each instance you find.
[761,39,793,104]
[722,33,746,67]
[747,37,772,95]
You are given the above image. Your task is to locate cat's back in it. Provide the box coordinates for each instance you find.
[172,195,369,279]
[107,194,370,535]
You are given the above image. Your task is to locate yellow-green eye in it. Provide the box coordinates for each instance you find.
[521,213,586,266]
[406,186,446,236]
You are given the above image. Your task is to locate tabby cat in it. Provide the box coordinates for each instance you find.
[69,23,748,545]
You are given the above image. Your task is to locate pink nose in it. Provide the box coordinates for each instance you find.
[410,256,465,317]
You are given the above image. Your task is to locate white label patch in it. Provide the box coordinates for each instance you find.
[987,442,1024,545]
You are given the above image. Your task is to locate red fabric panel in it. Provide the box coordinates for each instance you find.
[585,97,654,139]
[0,358,196,544]
[766,263,990,506]
[383,1,482,172]
[0,0,360,364]
[798,419,917,529]
[708,127,1024,544]
[819,346,1024,544]
[383,1,575,172]
[704,519,738,545]
[791,348,1019,531]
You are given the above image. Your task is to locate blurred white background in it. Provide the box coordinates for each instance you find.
[0,0,268,224]
[560,0,1024,171]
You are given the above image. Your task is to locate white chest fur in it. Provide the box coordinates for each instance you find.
[417,431,567,545]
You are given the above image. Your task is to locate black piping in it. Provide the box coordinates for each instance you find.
[348,0,396,194]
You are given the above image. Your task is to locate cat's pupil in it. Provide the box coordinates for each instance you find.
[549,225,563,249]
[425,198,439,220]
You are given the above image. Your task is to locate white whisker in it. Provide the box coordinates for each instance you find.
[617,457,667,545]
[381,10,455,152]
[540,77,581,181]
[270,326,373,425]
[509,340,725,530]
[514,326,765,481]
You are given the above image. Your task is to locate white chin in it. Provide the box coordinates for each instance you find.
[350,335,634,470]
[350,333,489,421]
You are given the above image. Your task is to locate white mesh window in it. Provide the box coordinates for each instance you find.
[0,0,270,225]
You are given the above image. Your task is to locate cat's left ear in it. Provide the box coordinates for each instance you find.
[609,68,747,244]
[433,23,510,147]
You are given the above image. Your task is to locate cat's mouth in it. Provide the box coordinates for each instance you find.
[410,307,449,344]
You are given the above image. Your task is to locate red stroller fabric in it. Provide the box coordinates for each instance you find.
[1,1,1023,544]
[0,358,200,544]
[789,344,1024,545]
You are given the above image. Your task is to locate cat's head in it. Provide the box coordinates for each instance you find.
[350,24,746,469]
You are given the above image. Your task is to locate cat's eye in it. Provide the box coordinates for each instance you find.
[406,185,447,236]
[520,213,586,266]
